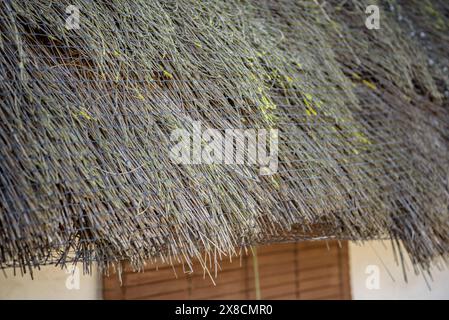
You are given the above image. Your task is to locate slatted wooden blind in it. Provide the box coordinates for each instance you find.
[103,240,351,300]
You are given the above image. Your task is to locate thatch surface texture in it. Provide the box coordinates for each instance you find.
[0,0,448,276]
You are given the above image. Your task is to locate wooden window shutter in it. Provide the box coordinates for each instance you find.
[103,240,351,300]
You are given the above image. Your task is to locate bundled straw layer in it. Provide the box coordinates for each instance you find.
[0,0,448,276]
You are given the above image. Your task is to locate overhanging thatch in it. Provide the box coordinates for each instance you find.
[0,0,448,276]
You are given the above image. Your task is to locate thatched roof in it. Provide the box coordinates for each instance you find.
[1,0,448,276]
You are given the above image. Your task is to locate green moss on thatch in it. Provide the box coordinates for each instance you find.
[0,0,448,277]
